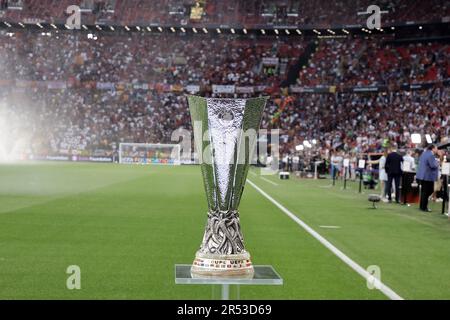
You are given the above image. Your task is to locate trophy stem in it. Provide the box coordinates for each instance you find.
[191,210,254,278]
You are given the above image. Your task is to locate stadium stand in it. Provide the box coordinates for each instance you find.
[0,1,449,162]
[0,0,448,27]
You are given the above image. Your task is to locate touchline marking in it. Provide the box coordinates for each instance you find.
[247,179,404,300]
[319,225,341,229]
[260,177,279,186]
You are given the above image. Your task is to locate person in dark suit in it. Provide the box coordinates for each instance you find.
[385,147,403,203]
[416,145,441,212]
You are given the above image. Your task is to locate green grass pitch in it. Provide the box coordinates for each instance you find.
[0,162,449,299]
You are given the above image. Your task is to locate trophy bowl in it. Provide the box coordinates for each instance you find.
[187,95,267,278]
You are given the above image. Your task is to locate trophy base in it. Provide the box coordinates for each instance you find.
[191,252,254,278]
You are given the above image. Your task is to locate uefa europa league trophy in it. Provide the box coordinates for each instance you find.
[187,95,267,278]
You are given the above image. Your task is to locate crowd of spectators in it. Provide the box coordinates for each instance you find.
[298,38,450,87]
[0,31,301,87]
[1,31,448,88]
[0,30,449,161]
[1,85,448,160]
[264,88,450,157]
[0,88,191,157]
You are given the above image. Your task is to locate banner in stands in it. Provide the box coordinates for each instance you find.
[0,80,12,86]
[352,86,381,92]
[262,57,279,66]
[185,85,200,94]
[173,56,187,65]
[15,80,36,88]
[97,82,116,90]
[212,85,235,94]
[47,81,67,90]
[132,83,149,90]
[290,86,331,93]
[254,85,267,92]
[402,80,450,90]
[170,84,184,92]
[235,86,254,94]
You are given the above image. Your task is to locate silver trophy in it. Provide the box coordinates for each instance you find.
[187,96,267,277]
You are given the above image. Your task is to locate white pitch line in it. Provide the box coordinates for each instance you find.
[247,179,404,300]
[319,225,341,229]
[260,176,279,186]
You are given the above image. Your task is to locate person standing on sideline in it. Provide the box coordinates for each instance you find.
[402,149,416,172]
[416,145,441,212]
[330,150,342,181]
[385,146,403,203]
[287,154,293,172]
[350,152,357,181]
[293,154,299,172]
[378,149,389,201]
